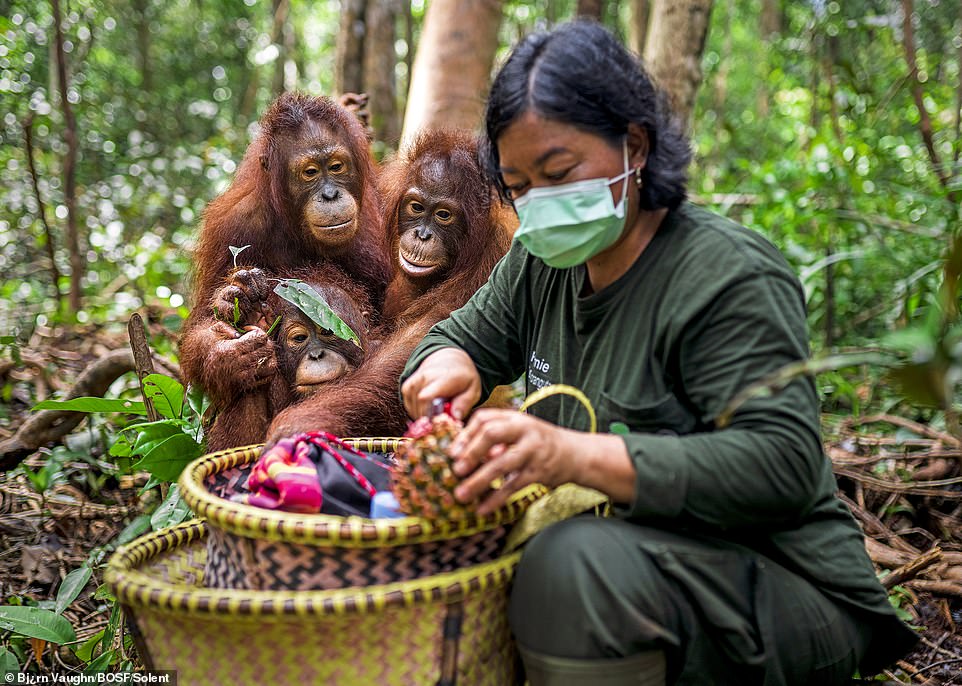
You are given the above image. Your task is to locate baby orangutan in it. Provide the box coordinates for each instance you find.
[202,267,370,452]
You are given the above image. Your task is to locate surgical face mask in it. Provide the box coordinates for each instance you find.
[513,139,636,269]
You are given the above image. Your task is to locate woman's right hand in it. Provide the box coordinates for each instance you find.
[401,347,481,420]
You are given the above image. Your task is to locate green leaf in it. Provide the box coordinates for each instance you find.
[132,432,204,482]
[92,584,116,603]
[185,383,211,420]
[109,434,133,459]
[74,629,105,662]
[150,485,192,531]
[233,297,241,327]
[142,373,185,419]
[0,605,77,643]
[55,565,92,615]
[32,397,147,415]
[0,646,19,677]
[83,649,115,673]
[274,278,361,348]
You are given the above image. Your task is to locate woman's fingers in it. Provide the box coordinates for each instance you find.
[450,409,518,476]
[453,436,528,503]
[476,468,538,516]
[401,348,481,419]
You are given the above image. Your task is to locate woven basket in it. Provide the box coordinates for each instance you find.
[179,439,545,591]
[106,520,521,686]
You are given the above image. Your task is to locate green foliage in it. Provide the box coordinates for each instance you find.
[0,647,19,677]
[55,565,93,615]
[0,606,77,644]
[274,278,363,348]
[32,397,147,414]
[693,0,961,355]
[111,374,205,483]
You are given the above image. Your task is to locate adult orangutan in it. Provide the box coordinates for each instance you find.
[265,130,516,442]
[179,91,390,415]
[203,267,371,452]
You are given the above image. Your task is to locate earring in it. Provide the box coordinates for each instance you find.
[635,167,643,188]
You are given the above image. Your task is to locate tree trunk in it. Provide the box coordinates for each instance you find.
[713,0,733,110]
[576,0,605,19]
[401,0,503,145]
[760,0,780,38]
[51,0,82,313]
[899,0,955,202]
[23,114,62,305]
[363,0,400,144]
[627,0,649,56]
[757,0,781,117]
[270,0,291,96]
[402,0,413,118]
[133,0,151,93]
[336,0,367,95]
[272,0,296,94]
[643,0,714,129]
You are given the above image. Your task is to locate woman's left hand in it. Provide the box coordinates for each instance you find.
[448,409,580,516]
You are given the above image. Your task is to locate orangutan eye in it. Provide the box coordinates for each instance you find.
[409,201,425,214]
[289,330,309,344]
[435,209,452,222]
[329,160,345,173]
[302,166,320,179]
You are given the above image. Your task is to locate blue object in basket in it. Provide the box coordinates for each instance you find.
[370,491,405,518]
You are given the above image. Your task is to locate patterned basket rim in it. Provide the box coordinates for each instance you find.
[105,519,521,618]
[178,439,547,548]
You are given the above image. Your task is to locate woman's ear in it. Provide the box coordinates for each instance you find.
[627,123,649,169]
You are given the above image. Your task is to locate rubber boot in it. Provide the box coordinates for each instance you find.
[518,645,667,686]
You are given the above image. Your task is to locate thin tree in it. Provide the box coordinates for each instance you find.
[643,0,714,129]
[401,0,503,145]
[51,0,82,313]
[23,113,62,305]
[627,0,649,56]
[576,0,605,19]
[336,0,367,95]
[899,0,957,203]
[363,0,400,144]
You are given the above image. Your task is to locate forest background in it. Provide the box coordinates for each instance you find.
[0,0,961,681]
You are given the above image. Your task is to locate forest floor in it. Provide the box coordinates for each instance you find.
[0,322,960,683]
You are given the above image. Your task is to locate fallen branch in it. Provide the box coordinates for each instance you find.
[0,348,175,470]
[905,579,962,599]
[834,466,962,498]
[882,547,943,590]
[845,413,962,448]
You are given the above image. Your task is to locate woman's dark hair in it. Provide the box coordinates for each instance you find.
[481,20,691,211]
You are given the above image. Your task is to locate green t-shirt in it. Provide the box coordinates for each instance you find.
[402,202,911,637]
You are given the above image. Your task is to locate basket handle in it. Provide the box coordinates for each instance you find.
[518,383,597,434]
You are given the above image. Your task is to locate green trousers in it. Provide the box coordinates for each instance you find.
[508,517,875,686]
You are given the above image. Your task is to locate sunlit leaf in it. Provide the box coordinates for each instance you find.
[132,433,204,482]
[32,398,147,415]
[142,373,185,419]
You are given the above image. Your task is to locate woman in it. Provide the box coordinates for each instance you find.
[400,21,917,686]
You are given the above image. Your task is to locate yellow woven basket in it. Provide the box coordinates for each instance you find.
[106,519,521,686]
[179,438,545,591]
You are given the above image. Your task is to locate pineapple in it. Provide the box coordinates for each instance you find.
[391,409,476,521]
